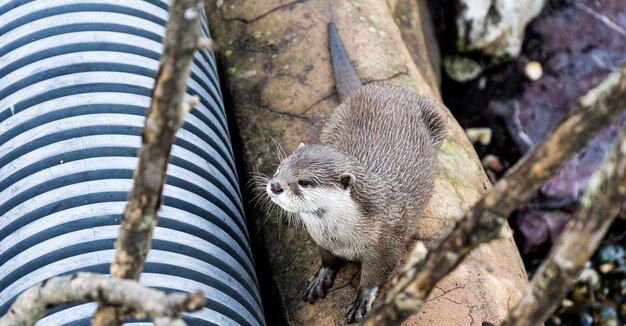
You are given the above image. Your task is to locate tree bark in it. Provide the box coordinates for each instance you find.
[92,0,203,324]
[388,0,441,93]
[206,0,529,324]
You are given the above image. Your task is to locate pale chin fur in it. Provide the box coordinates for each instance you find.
[265,182,304,213]
[296,187,367,262]
[266,183,366,260]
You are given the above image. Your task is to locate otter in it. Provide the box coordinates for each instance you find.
[265,22,447,323]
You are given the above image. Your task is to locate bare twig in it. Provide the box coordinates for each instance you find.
[155,317,189,326]
[574,2,626,37]
[197,37,214,50]
[363,64,626,325]
[502,124,626,326]
[92,0,204,324]
[182,95,200,114]
[0,273,205,326]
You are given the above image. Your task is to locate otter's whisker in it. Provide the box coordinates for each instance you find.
[270,137,287,161]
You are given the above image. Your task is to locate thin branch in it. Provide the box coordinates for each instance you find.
[502,125,626,325]
[0,273,205,326]
[574,2,626,37]
[362,63,626,325]
[92,0,204,324]
[182,95,200,113]
[197,37,214,50]
[155,317,189,326]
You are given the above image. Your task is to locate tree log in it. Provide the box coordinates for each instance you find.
[206,0,528,324]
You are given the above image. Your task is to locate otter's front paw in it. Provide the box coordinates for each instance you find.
[303,266,337,303]
[346,286,378,323]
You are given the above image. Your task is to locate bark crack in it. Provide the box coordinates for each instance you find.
[328,271,359,294]
[363,71,410,84]
[302,93,336,113]
[258,104,316,124]
[426,285,464,302]
[224,0,309,24]
[469,307,476,326]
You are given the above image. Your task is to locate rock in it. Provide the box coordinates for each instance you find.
[466,127,493,145]
[443,55,484,82]
[576,267,600,290]
[489,0,626,251]
[454,0,546,58]
[580,312,594,326]
[524,60,543,81]
[599,263,615,274]
[444,0,546,81]
[596,244,625,263]
[598,304,619,326]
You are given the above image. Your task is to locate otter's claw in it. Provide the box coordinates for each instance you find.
[303,266,337,304]
[346,286,378,323]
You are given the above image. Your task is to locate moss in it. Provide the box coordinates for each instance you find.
[260,77,290,105]
[224,54,265,91]
[259,211,279,227]
[259,129,273,138]
[443,55,484,82]
[286,227,296,241]
[256,142,271,154]
[436,138,481,197]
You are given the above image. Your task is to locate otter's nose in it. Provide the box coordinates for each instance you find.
[270,181,284,194]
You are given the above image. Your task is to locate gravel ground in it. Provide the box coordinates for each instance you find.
[438,0,626,324]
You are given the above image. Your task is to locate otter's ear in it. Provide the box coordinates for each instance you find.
[339,173,355,190]
[297,142,305,149]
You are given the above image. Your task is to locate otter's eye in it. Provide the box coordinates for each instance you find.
[298,180,313,187]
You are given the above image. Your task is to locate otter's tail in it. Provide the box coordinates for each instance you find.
[418,96,448,147]
[328,22,361,102]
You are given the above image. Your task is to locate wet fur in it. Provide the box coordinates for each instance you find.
[318,82,447,291]
[264,23,448,323]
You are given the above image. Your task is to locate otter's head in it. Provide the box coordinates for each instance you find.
[267,143,357,214]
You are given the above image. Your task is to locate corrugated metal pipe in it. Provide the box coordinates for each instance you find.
[0,1,264,325]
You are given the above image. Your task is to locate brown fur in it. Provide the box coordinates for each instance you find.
[265,23,448,323]
[318,83,447,285]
